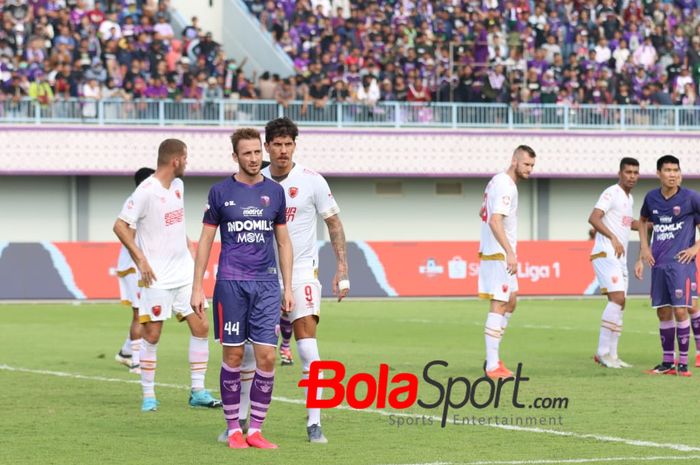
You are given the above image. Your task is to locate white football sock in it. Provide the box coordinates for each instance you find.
[484,312,503,371]
[298,338,322,426]
[140,340,157,398]
[597,302,621,357]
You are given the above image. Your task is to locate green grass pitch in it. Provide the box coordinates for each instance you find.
[1,298,699,465]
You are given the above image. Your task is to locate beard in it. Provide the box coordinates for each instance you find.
[239,163,260,177]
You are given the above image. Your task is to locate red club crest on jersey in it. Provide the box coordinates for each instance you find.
[289,187,298,198]
[152,305,161,317]
[175,190,181,199]
[502,284,509,293]
[673,206,681,215]
[260,195,270,207]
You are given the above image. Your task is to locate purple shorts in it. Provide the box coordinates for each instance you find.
[650,263,697,308]
[213,280,281,346]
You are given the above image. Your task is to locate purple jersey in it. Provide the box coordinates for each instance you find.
[203,176,286,281]
[640,187,700,266]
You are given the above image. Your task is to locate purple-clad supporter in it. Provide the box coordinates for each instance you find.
[631,67,649,99]
[624,24,644,52]
[144,76,168,99]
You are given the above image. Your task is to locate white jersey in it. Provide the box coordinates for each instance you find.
[116,244,136,274]
[118,176,193,289]
[479,172,519,257]
[591,184,634,258]
[261,163,339,284]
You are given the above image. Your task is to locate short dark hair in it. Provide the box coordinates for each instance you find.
[657,154,680,171]
[264,117,299,144]
[157,139,187,166]
[230,127,261,154]
[514,144,536,158]
[134,167,155,186]
[619,157,639,171]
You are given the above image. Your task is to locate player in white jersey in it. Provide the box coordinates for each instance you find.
[113,139,221,412]
[241,117,347,444]
[478,145,536,379]
[589,158,640,369]
[114,167,154,374]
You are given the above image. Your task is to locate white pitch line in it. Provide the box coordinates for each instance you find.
[2,364,700,454]
[384,456,700,465]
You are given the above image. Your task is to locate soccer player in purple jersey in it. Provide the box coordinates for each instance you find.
[191,128,294,449]
[635,155,700,377]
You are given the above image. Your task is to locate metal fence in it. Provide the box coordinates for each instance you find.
[2,97,700,130]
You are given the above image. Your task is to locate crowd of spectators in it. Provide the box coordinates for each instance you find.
[0,0,259,115]
[246,0,700,108]
[3,0,700,117]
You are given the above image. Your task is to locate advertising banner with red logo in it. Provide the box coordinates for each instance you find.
[0,241,697,299]
[367,241,596,297]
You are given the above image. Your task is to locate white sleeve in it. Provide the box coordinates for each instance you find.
[594,187,614,214]
[314,174,340,219]
[118,186,148,227]
[488,179,514,217]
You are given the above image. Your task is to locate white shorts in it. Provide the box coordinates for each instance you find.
[139,284,197,323]
[118,269,140,308]
[478,260,519,302]
[284,280,322,323]
[592,255,628,295]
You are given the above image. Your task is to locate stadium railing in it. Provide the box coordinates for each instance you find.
[2,97,700,130]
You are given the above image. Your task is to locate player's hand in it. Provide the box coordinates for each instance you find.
[506,251,517,275]
[676,246,699,264]
[281,288,294,314]
[190,287,205,318]
[136,257,157,287]
[612,237,625,258]
[333,270,350,303]
[639,248,655,268]
[634,259,644,280]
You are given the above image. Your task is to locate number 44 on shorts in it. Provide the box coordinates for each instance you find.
[224,321,240,336]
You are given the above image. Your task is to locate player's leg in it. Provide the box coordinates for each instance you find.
[138,287,170,411]
[245,281,281,449]
[128,305,142,373]
[674,306,692,376]
[646,266,676,374]
[690,298,700,367]
[216,280,250,449]
[291,281,327,443]
[218,342,254,444]
[606,291,629,367]
[480,260,515,379]
[221,345,247,448]
[279,313,294,365]
[237,342,256,432]
[666,265,694,376]
[592,257,624,367]
[646,306,676,374]
[140,320,163,411]
[116,273,141,371]
[180,284,221,407]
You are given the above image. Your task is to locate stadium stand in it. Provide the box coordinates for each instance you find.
[1,0,699,121]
